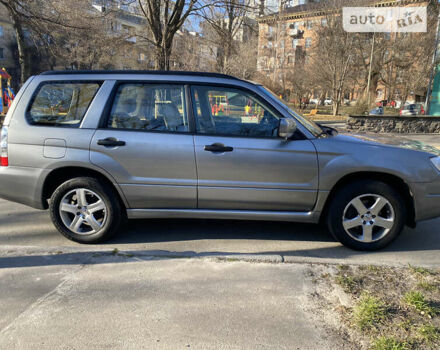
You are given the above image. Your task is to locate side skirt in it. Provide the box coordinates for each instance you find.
[126,209,321,223]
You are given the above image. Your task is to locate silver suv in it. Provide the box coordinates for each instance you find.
[1,71,440,250]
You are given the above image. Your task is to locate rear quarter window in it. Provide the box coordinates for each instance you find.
[27,82,101,127]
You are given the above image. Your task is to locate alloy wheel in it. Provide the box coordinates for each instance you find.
[342,194,395,243]
[59,188,107,235]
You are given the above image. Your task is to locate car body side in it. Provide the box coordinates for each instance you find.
[1,73,440,227]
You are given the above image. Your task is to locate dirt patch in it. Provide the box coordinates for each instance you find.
[309,264,440,350]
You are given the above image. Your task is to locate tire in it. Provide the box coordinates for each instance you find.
[327,180,406,251]
[49,177,122,244]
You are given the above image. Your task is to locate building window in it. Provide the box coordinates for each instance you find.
[305,38,312,48]
[321,18,328,27]
[139,53,146,61]
[0,26,3,37]
[306,21,313,29]
[0,48,4,59]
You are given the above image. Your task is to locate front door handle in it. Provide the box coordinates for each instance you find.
[204,143,233,153]
[97,137,126,147]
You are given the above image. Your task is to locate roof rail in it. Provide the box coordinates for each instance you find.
[40,70,240,80]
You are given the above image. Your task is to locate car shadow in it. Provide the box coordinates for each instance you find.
[108,218,335,244]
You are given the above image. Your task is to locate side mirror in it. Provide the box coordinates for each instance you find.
[278,118,297,140]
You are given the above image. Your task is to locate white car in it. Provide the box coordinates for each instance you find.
[309,98,320,105]
[324,98,332,105]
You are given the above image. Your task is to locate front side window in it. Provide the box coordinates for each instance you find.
[191,85,280,138]
[107,84,188,132]
[28,82,101,127]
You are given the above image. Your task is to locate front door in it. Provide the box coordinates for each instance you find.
[90,83,197,209]
[191,85,319,211]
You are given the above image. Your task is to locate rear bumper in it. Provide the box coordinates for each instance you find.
[0,166,49,209]
[412,179,440,222]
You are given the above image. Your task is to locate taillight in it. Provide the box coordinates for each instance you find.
[399,110,402,116]
[1,126,8,167]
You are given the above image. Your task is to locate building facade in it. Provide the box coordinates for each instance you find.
[256,0,430,103]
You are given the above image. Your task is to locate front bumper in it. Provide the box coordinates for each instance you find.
[412,178,440,222]
[0,166,49,209]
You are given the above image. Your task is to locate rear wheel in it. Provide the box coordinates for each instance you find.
[49,177,122,243]
[327,180,406,251]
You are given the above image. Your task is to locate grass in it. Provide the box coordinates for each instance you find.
[335,265,363,293]
[403,291,437,316]
[417,324,440,343]
[354,293,388,331]
[370,337,409,350]
[111,248,119,255]
[318,265,440,349]
[408,265,435,276]
[335,275,358,293]
[416,280,437,292]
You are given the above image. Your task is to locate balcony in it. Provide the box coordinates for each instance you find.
[289,29,304,38]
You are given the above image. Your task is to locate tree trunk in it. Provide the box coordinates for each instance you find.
[11,15,29,85]
[154,37,173,71]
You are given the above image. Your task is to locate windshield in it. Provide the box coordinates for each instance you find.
[257,85,323,137]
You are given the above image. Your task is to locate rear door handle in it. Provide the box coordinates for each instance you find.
[97,137,126,147]
[204,143,233,153]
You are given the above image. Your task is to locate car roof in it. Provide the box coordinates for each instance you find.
[41,70,239,80]
[38,70,258,87]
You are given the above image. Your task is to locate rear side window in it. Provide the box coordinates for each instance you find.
[107,84,188,132]
[27,82,101,127]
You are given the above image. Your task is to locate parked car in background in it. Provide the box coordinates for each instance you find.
[324,98,332,105]
[349,99,358,106]
[400,103,425,116]
[369,107,384,116]
[1,70,440,251]
[309,98,320,105]
[394,100,402,109]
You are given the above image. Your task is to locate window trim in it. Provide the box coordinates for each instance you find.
[100,80,193,135]
[189,83,306,141]
[25,80,103,128]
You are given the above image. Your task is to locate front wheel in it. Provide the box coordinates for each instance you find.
[327,180,406,251]
[49,177,122,244]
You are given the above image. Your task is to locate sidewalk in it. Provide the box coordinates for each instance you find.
[0,254,342,350]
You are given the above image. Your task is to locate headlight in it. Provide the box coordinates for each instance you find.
[431,156,440,171]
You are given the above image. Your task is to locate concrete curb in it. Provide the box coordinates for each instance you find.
[1,245,438,268]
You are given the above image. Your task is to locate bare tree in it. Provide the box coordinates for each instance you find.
[200,0,255,73]
[137,0,209,70]
[308,14,356,116]
[227,36,259,79]
[0,0,97,84]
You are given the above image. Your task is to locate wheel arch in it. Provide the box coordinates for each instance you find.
[41,166,128,210]
[321,172,416,227]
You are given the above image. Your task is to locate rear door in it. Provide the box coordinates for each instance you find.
[90,82,197,209]
[191,84,319,211]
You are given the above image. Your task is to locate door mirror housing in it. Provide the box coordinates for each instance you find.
[278,118,297,140]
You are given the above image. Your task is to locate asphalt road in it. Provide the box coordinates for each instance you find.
[1,198,439,267]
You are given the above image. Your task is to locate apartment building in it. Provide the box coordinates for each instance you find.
[257,0,430,102]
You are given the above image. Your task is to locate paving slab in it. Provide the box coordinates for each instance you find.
[0,257,341,349]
